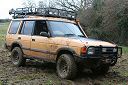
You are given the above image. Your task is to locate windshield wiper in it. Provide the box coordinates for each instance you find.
[78,35,85,37]
[64,34,76,37]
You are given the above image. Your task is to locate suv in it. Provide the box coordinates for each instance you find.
[5,8,122,79]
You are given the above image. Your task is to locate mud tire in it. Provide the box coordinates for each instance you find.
[57,54,77,79]
[11,47,26,67]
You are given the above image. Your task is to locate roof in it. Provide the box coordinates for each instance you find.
[12,16,76,23]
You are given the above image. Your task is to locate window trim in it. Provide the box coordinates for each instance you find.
[19,20,35,36]
[8,20,21,34]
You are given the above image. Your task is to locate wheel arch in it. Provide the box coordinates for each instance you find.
[56,47,77,62]
[11,42,22,51]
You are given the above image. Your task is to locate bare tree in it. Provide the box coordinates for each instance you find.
[38,0,56,8]
[39,1,47,8]
[56,0,80,11]
[55,0,93,11]
[22,0,36,8]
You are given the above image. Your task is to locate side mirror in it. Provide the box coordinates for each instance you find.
[40,32,50,37]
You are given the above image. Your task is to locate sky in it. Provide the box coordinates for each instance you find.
[0,0,46,19]
[0,0,22,19]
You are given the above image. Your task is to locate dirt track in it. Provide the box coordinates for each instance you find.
[0,48,128,85]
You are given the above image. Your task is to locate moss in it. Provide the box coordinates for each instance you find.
[0,81,2,85]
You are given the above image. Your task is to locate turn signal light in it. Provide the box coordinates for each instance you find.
[81,47,87,54]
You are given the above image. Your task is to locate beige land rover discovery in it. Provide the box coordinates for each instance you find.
[5,7,122,79]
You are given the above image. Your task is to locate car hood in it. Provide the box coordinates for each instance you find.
[70,37,116,47]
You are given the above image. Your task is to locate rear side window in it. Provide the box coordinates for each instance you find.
[20,21,35,35]
[9,21,20,34]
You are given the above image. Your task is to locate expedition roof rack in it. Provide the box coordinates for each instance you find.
[9,7,77,20]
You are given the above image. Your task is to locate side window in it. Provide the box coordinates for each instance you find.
[20,21,35,35]
[34,21,48,36]
[9,21,20,34]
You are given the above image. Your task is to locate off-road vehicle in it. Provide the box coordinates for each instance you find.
[5,7,122,79]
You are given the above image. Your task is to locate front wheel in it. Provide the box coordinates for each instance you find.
[56,54,77,79]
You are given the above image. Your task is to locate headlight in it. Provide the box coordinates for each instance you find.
[113,48,117,52]
[87,47,95,54]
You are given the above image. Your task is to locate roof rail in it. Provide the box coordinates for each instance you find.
[9,7,77,20]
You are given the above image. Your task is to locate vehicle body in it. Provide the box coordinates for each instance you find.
[5,8,122,79]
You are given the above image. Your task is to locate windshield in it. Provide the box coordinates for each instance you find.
[48,21,85,37]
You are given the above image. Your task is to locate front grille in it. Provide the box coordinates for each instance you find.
[103,47,113,53]
[95,47,116,54]
[95,47,101,54]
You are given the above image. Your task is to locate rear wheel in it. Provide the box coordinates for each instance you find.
[56,54,77,79]
[11,47,26,67]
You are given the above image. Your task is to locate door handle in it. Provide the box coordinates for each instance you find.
[32,39,35,41]
[18,37,21,40]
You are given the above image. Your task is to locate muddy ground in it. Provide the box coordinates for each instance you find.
[0,48,128,85]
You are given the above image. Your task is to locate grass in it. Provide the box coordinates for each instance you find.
[0,22,9,47]
[0,81,2,85]
[122,46,128,54]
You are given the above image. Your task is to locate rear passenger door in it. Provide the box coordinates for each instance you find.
[30,20,49,59]
[18,21,35,56]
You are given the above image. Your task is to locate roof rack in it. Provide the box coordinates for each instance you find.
[9,7,77,20]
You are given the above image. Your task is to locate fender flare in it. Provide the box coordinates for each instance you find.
[11,41,22,51]
[56,47,78,60]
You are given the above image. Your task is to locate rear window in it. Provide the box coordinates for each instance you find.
[9,21,20,34]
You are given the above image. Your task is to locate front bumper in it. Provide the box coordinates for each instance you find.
[80,46,122,58]
[74,46,122,66]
